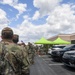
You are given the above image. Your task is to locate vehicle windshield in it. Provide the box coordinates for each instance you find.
[53,45,65,49]
[63,45,74,51]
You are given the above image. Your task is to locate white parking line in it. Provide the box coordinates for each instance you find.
[49,63,63,66]
[43,59,51,61]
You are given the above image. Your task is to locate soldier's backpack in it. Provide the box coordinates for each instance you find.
[0,42,16,75]
[0,42,28,75]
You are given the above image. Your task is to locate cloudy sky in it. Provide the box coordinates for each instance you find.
[0,0,75,43]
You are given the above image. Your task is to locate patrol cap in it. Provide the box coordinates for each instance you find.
[1,27,13,39]
[13,34,19,43]
[2,27,13,32]
[13,34,19,38]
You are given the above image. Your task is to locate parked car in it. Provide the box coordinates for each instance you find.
[48,45,65,55]
[48,48,52,55]
[52,45,66,50]
[51,44,75,61]
[62,50,75,68]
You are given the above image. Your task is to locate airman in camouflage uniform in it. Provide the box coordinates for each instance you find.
[13,34,19,44]
[13,34,30,75]
[27,42,35,64]
[0,27,30,75]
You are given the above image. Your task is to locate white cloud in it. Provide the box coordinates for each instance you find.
[0,0,12,4]
[14,3,27,18]
[0,0,27,18]
[0,9,9,28]
[1,0,75,43]
[23,15,31,20]
[46,4,75,33]
[12,18,52,43]
[15,3,75,43]
[32,11,40,20]
[0,0,18,7]
[33,0,62,19]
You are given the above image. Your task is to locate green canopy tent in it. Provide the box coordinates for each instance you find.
[34,37,54,54]
[52,37,71,44]
[34,37,53,44]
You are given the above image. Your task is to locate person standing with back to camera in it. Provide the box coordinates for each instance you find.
[13,34,30,75]
[0,27,30,75]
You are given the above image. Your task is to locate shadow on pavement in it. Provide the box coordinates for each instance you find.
[61,65,75,72]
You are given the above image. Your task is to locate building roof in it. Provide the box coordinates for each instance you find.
[48,33,75,42]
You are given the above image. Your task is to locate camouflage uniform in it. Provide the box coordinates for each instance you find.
[27,42,35,64]
[0,27,29,75]
[13,34,19,44]
[13,34,30,75]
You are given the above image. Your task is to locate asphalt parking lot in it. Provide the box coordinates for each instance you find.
[30,55,75,75]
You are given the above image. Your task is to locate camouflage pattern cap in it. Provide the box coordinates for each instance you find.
[1,27,13,35]
[13,34,19,38]
[1,27,13,33]
[2,27,13,31]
